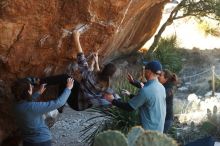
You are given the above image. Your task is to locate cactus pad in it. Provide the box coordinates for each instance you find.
[127,126,145,146]
[94,130,128,146]
[134,131,178,146]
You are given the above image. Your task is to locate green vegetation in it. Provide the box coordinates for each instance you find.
[148,36,182,73]
[167,97,220,145]
[80,78,140,145]
[81,70,220,146]
[127,126,145,146]
[135,131,178,146]
[198,20,220,37]
[168,121,209,145]
[148,0,220,54]
[94,127,178,146]
[200,105,220,139]
[168,105,220,145]
[93,130,128,146]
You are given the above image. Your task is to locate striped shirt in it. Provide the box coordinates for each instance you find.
[77,53,111,110]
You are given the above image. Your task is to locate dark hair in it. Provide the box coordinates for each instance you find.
[98,63,117,81]
[11,78,32,102]
[163,69,178,85]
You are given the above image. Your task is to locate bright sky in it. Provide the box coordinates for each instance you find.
[143,2,220,50]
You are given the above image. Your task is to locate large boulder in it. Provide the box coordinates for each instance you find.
[0,0,168,144]
[0,0,168,80]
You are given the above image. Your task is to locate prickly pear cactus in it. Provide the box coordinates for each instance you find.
[207,105,218,122]
[127,126,144,146]
[212,105,218,122]
[134,131,178,146]
[93,130,128,146]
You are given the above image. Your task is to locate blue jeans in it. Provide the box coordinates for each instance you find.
[23,140,52,146]
[163,119,173,133]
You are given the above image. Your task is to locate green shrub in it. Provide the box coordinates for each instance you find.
[167,121,208,145]
[80,77,140,145]
[147,35,182,73]
[199,106,220,138]
[168,105,220,145]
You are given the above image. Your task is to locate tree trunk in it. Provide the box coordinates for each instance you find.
[147,0,186,55]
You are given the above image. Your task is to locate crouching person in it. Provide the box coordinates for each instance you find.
[12,77,74,146]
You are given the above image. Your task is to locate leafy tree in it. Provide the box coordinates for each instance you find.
[148,0,220,54]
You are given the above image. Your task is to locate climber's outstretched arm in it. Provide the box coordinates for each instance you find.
[73,31,83,54]
[93,52,100,71]
[89,52,100,71]
[89,59,95,71]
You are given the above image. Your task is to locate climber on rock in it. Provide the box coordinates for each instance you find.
[66,26,118,110]
[29,24,118,112]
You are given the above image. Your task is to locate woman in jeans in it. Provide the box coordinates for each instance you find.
[12,78,73,146]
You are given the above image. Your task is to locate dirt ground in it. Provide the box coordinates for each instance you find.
[50,48,220,146]
[50,107,92,146]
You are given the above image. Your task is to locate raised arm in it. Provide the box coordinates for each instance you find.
[73,30,83,53]
[89,52,100,72]
[104,93,134,111]
[127,73,144,88]
[30,78,74,114]
[32,84,46,101]
[93,52,100,71]
[73,30,89,73]
[89,58,95,71]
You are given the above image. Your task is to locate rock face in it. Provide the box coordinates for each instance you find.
[0,0,168,143]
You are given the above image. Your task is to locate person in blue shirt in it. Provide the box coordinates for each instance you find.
[126,68,178,133]
[104,61,166,132]
[12,77,74,146]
